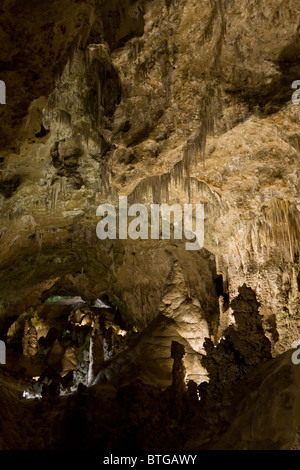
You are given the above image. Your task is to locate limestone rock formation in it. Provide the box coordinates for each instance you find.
[22,321,39,358]
[93,259,214,386]
[61,346,78,377]
[0,0,300,452]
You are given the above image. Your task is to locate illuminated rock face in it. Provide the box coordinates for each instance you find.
[0,0,299,353]
[0,0,300,450]
[94,257,217,387]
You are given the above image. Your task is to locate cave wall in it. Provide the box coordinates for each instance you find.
[0,0,299,361]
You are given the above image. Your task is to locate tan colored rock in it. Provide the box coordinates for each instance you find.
[0,0,299,398]
[94,260,213,386]
[22,321,39,358]
[46,339,65,368]
[61,346,79,377]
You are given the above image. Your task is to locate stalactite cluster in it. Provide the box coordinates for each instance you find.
[263,198,300,261]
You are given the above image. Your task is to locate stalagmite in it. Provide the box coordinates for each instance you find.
[169,341,186,419]
[88,315,104,385]
[22,320,39,359]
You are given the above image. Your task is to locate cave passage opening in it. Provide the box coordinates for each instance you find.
[3,292,139,400]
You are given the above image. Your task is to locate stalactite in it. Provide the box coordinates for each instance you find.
[128,81,223,206]
[129,172,171,205]
[47,87,60,112]
[152,173,170,204]
[79,122,91,147]
[195,179,221,207]
[183,147,191,202]
[100,161,110,195]
[50,180,61,211]
[83,47,90,71]
[217,0,224,21]
[97,77,102,128]
[263,198,300,261]
[60,176,67,196]
[173,159,184,187]
[151,177,161,205]
[129,38,143,62]
[289,135,300,156]
[68,40,79,71]
[36,230,43,250]
[59,110,71,127]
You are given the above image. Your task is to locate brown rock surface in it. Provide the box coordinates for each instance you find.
[0,0,299,451]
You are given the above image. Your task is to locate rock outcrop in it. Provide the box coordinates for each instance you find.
[0,0,299,451]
